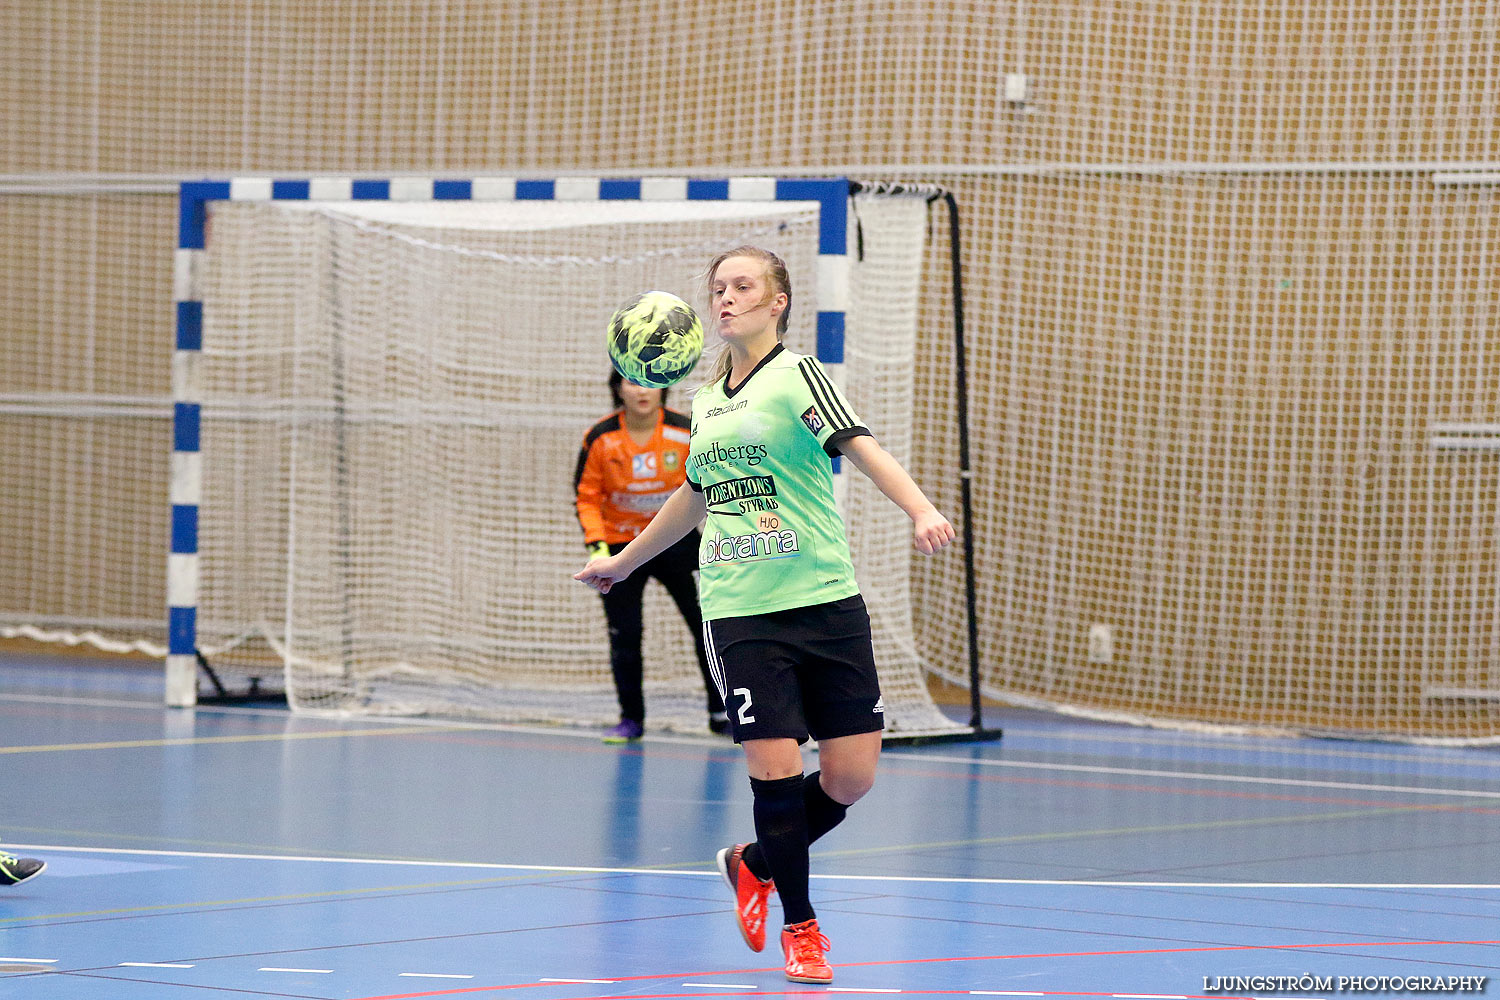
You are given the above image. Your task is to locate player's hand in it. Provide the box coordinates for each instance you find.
[912,508,955,554]
[575,554,630,594]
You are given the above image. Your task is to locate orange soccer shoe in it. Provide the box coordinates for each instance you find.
[781,918,833,984]
[715,843,775,952]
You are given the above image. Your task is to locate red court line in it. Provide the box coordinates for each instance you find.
[538,992,1266,1000]
[352,936,1500,1000]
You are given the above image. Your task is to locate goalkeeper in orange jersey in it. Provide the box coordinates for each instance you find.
[574,370,728,741]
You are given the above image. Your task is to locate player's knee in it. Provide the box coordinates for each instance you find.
[819,768,875,805]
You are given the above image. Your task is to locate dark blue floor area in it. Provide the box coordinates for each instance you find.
[2,655,1497,998]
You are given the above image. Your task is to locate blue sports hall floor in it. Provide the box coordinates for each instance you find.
[1,653,1496,999]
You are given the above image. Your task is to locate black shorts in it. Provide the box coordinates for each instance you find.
[702,595,884,744]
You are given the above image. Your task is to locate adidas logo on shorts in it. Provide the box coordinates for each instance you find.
[872,696,885,714]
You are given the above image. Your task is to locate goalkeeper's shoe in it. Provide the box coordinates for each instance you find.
[781,918,833,984]
[716,843,774,952]
[602,718,643,743]
[0,851,45,886]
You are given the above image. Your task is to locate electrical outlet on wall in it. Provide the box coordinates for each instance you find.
[1087,623,1114,664]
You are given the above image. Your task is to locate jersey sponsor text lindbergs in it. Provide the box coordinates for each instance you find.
[689,440,768,471]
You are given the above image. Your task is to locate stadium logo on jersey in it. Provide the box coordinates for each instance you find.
[800,405,825,435]
[705,399,749,418]
[700,528,801,565]
[704,475,779,516]
[663,450,680,470]
[632,453,657,478]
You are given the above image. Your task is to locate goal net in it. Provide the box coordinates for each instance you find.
[190,187,962,737]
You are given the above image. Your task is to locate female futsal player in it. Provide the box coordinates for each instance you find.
[576,246,953,983]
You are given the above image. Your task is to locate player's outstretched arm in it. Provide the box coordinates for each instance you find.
[573,483,707,593]
[838,435,955,555]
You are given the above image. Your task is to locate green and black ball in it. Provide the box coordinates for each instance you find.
[606,290,704,388]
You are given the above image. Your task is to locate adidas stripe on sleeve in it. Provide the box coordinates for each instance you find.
[795,356,871,456]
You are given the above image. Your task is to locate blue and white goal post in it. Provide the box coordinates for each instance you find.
[167,175,852,708]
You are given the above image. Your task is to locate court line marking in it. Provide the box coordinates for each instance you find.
[353,936,1500,1000]
[0,692,163,710]
[8,689,1493,770]
[119,962,195,968]
[12,686,1500,766]
[13,805,1490,900]
[348,936,1500,1000]
[0,870,551,925]
[885,751,1500,799]
[0,692,727,748]
[22,689,1497,764]
[988,724,1500,766]
[806,806,1462,864]
[260,966,333,973]
[0,725,463,755]
[7,710,1479,801]
[0,957,57,963]
[11,801,1485,893]
[9,843,1500,889]
[828,989,901,993]
[681,985,757,990]
[541,978,616,984]
[401,973,476,979]
[427,994,1350,1000]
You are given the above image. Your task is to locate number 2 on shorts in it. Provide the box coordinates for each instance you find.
[733,687,756,725]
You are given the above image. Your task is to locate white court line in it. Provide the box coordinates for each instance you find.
[1114,995,1189,998]
[989,725,1500,767]
[5,842,715,875]
[0,692,724,747]
[971,993,1043,996]
[399,972,474,979]
[14,689,1497,764]
[259,967,332,973]
[11,689,1499,762]
[682,984,758,990]
[8,844,1500,889]
[541,978,616,984]
[120,962,195,968]
[0,957,57,963]
[0,693,161,710]
[888,752,1500,800]
[829,989,902,993]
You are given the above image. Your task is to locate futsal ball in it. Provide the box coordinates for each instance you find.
[606,290,704,388]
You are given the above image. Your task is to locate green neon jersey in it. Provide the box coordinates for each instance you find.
[686,344,871,620]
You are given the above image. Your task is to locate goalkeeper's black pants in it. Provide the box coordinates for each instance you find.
[599,530,722,723]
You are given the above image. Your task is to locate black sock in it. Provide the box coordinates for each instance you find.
[748,773,813,925]
[743,771,848,888]
[801,770,850,843]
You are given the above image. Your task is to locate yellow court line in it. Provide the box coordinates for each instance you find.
[575,805,1435,876]
[0,824,484,862]
[0,724,474,754]
[0,873,542,925]
[806,805,1439,862]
